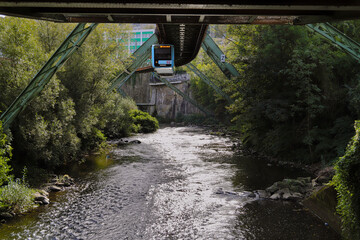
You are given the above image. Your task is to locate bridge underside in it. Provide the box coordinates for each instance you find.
[2,1,360,66]
[157,24,207,66]
[1,1,360,25]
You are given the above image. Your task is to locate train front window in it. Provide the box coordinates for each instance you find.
[154,46,172,60]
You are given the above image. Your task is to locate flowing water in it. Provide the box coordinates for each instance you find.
[0,126,340,239]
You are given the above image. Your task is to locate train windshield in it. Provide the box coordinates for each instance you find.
[151,44,174,75]
[154,46,172,60]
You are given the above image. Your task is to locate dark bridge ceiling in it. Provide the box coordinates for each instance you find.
[157,24,208,66]
[1,1,360,66]
[1,1,360,25]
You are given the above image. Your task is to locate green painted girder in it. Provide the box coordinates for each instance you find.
[306,23,360,63]
[117,88,127,97]
[201,34,240,79]
[108,34,158,92]
[153,73,212,116]
[186,63,233,104]
[0,23,97,130]
[114,69,137,93]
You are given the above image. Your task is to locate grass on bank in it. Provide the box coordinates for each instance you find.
[0,177,36,214]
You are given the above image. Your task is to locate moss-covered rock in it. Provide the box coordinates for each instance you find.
[333,120,360,239]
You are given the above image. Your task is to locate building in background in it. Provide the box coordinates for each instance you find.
[125,28,155,54]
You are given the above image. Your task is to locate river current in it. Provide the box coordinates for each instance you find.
[0,126,340,239]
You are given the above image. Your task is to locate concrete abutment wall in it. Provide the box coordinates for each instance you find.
[121,72,202,120]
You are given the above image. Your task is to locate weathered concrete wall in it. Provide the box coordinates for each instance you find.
[122,72,203,119]
[121,72,152,103]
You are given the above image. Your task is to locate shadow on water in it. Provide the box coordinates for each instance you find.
[234,200,340,240]
[229,154,310,191]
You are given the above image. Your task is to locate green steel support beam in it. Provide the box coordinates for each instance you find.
[108,34,158,92]
[153,73,212,116]
[306,23,360,63]
[114,69,137,93]
[186,63,233,104]
[0,23,97,130]
[201,34,240,79]
[117,88,127,97]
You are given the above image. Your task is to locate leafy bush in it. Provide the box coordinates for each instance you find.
[333,120,360,239]
[101,96,137,138]
[82,127,107,151]
[0,120,12,186]
[0,178,35,214]
[129,109,159,133]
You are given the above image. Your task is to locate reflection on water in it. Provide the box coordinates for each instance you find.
[0,126,340,239]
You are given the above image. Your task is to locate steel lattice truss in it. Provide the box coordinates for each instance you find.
[0,23,97,129]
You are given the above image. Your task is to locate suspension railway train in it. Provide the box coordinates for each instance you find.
[151,44,175,76]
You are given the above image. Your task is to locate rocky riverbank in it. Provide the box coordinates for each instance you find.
[254,166,335,201]
[0,174,74,224]
[33,174,75,205]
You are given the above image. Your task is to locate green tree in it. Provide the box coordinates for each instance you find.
[0,120,12,185]
[0,17,136,171]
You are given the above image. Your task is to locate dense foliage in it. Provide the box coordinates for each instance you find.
[191,23,360,164]
[0,121,12,185]
[130,109,159,133]
[333,121,360,239]
[1,122,34,214]
[0,17,137,172]
[190,22,360,237]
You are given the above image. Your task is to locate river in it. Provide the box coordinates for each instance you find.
[0,126,340,239]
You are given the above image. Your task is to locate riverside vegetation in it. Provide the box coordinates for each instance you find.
[0,17,158,220]
[189,22,360,238]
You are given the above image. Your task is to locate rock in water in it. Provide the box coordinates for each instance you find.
[49,185,62,192]
[248,192,256,198]
[33,192,46,201]
[270,192,281,200]
[278,188,290,195]
[215,188,224,194]
[257,190,269,198]
[0,212,13,219]
[42,198,50,205]
[283,192,293,200]
[266,183,279,194]
[290,192,303,200]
